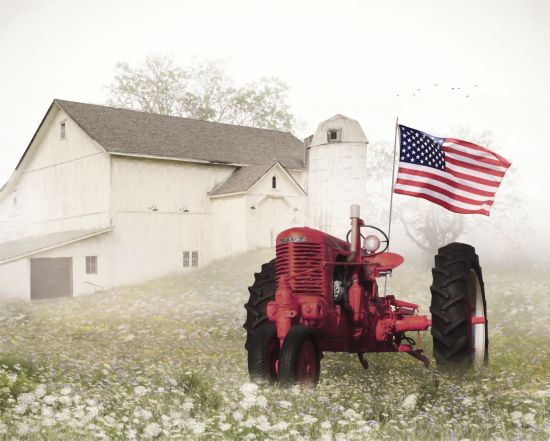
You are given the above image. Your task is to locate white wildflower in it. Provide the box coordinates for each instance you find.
[232,410,243,421]
[55,409,71,422]
[16,422,30,435]
[343,408,360,421]
[510,410,522,424]
[34,384,46,398]
[279,400,292,409]
[87,405,100,419]
[321,420,332,429]
[59,395,71,405]
[60,386,72,395]
[240,394,257,410]
[291,385,301,396]
[523,412,536,426]
[319,434,333,441]
[17,392,35,405]
[403,394,417,410]
[182,400,193,411]
[135,407,153,420]
[256,394,267,408]
[187,419,205,434]
[14,403,28,414]
[240,382,258,396]
[303,415,318,424]
[143,422,161,438]
[44,395,57,405]
[6,372,17,384]
[219,422,232,431]
[462,397,474,406]
[256,415,271,432]
[0,422,6,434]
[271,421,289,431]
[42,417,55,427]
[134,385,148,397]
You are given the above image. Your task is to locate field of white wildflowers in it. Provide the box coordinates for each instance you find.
[0,248,548,440]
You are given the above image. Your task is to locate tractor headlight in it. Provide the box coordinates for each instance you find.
[363,235,381,253]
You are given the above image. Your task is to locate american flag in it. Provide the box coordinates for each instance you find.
[394,125,511,216]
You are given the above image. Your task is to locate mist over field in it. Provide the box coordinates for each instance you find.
[1,1,549,439]
[0,249,548,439]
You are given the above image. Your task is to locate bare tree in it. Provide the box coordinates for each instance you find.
[107,56,296,132]
[107,55,189,116]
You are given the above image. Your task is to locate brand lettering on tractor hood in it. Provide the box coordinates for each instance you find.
[280,235,307,243]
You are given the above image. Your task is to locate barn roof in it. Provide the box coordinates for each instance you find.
[208,161,305,197]
[0,227,114,265]
[55,100,305,169]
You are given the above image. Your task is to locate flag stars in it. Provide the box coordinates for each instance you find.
[399,125,445,171]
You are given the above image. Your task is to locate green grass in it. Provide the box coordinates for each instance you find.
[0,248,548,440]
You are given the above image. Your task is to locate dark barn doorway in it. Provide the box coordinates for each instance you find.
[30,257,73,300]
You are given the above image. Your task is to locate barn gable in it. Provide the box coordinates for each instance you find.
[0,103,111,242]
[209,162,305,198]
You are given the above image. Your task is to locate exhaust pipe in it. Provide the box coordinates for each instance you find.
[348,204,360,262]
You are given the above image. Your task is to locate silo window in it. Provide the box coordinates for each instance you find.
[327,129,341,143]
[192,251,199,267]
[272,176,277,189]
[60,121,66,139]
[183,251,190,267]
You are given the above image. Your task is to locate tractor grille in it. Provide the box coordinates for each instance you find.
[276,242,323,296]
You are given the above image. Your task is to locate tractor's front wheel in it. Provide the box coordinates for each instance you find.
[278,326,321,386]
[430,243,488,367]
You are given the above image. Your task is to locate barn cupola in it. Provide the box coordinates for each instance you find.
[307,114,369,237]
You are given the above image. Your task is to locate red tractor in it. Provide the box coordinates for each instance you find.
[244,205,488,385]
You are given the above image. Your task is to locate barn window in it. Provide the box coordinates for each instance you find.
[86,256,97,274]
[272,176,277,189]
[327,129,341,143]
[183,251,190,267]
[192,251,199,267]
[60,121,66,140]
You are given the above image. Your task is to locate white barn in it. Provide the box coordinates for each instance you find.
[0,100,368,300]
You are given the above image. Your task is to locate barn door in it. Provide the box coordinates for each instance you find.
[30,258,73,300]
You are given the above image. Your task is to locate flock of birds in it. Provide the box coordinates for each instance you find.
[395,83,479,98]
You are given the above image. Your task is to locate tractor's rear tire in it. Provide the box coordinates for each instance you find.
[430,243,488,367]
[247,323,279,384]
[243,260,276,351]
[278,326,321,386]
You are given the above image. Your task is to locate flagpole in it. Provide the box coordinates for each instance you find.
[387,117,399,250]
[384,117,399,296]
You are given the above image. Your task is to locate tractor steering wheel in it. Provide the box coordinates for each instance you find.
[346,225,390,256]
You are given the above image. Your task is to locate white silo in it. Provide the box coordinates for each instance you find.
[306,114,369,238]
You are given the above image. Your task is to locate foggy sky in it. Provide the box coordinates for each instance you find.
[1,0,548,253]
